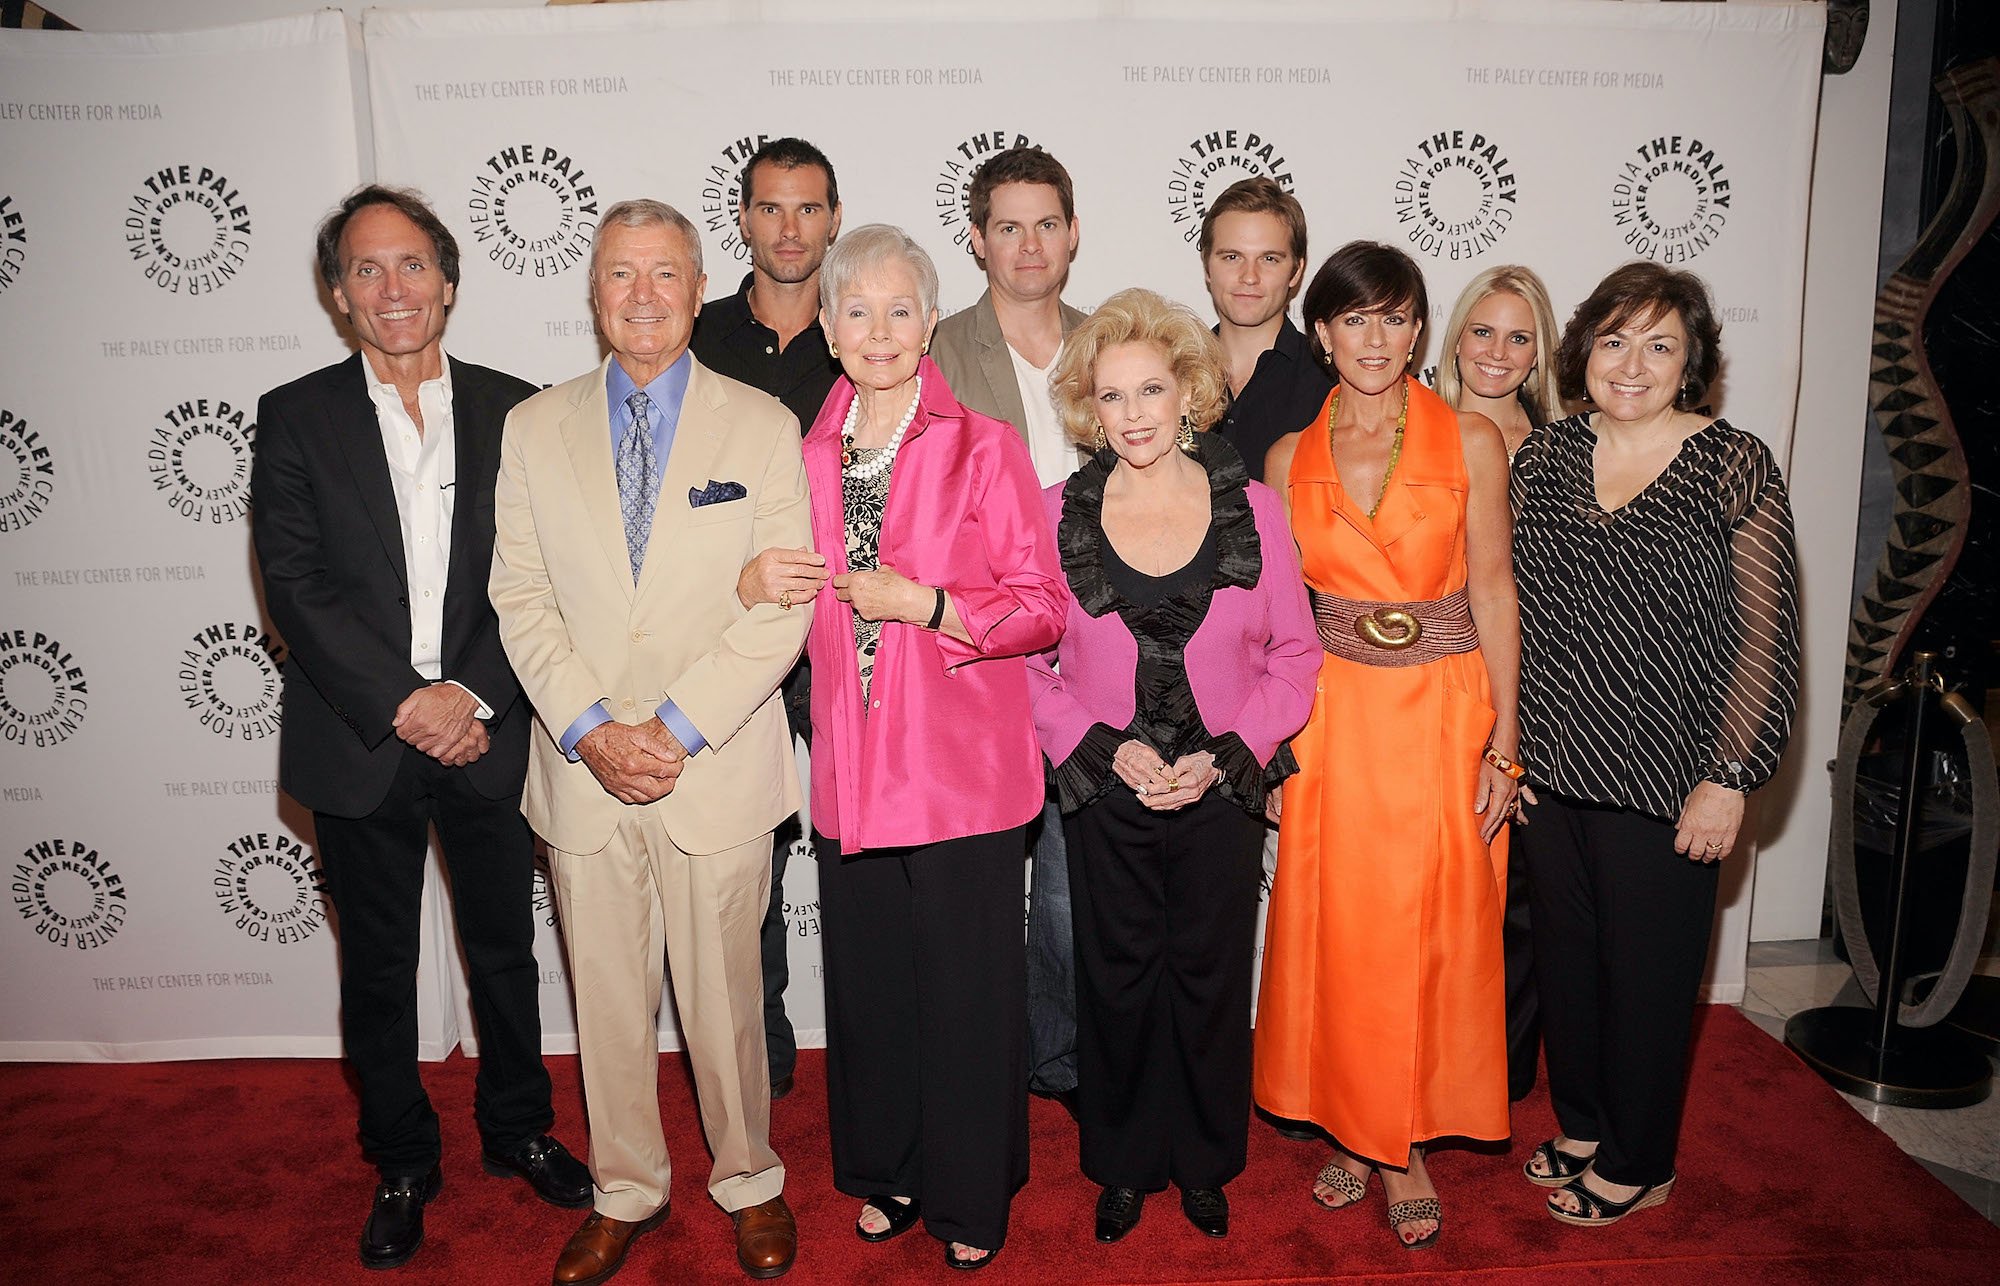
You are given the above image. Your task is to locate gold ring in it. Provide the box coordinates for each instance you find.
[778,588,793,610]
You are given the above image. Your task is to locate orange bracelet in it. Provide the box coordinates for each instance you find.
[1483,746,1527,780]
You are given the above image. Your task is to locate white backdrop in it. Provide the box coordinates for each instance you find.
[2,0,1825,1061]
[0,12,433,1059]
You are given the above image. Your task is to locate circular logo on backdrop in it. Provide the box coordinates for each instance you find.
[178,621,283,741]
[214,832,327,944]
[1163,128,1297,244]
[12,838,126,950]
[0,630,88,750]
[1609,135,1731,263]
[533,854,559,930]
[697,133,772,264]
[147,397,255,525]
[933,131,1045,254]
[122,163,253,296]
[467,143,601,279]
[0,407,55,534]
[1390,129,1519,262]
[0,192,26,296]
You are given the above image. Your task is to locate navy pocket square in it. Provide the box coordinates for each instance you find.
[689,479,747,508]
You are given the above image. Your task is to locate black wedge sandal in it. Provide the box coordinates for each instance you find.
[1547,1174,1675,1227]
[1523,1138,1595,1189]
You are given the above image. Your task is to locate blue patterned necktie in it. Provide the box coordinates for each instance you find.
[617,389,657,582]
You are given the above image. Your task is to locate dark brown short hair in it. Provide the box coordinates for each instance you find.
[1198,176,1307,265]
[1300,241,1429,367]
[315,185,459,294]
[1555,261,1721,411]
[967,146,1074,232]
[739,137,839,212]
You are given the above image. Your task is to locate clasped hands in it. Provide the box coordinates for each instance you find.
[1114,741,1221,812]
[393,682,487,768]
[577,718,688,805]
[738,545,933,624]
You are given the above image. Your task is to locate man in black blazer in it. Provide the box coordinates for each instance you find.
[251,186,588,1270]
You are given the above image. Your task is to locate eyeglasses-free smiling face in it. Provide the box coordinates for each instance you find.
[591,220,706,384]
[1584,306,1689,425]
[332,203,455,367]
[1091,341,1190,470]
[824,259,936,395]
[969,181,1077,307]
[1454,290,1539,400]
[1316,303,1421,397]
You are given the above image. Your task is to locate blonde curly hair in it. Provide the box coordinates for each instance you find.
[1050,288,1229,447]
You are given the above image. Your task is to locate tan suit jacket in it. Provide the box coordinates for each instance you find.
[490,354,812,856]
[928,287,1088,433]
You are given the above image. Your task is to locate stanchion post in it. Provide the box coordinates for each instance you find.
[1871,650,1935,1075]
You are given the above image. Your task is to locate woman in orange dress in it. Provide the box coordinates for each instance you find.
[1255,241,1523,1251]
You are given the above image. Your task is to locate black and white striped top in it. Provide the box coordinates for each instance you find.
[1511,414,1800,822]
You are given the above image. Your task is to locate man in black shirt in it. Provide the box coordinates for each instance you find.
[1201,178,1331,484]
[690,137,842,1102]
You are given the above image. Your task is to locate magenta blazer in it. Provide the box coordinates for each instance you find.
[804,357,1069,852]
[1026,477,1318,772]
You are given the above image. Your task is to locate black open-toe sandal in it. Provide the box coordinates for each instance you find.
[944,1242,999,1271]
[855,1195,920,1243]
[1547,1174,1675,1227]
[1523,1138,1594,1189]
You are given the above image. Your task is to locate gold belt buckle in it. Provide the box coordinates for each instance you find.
[1354,608,1423,650]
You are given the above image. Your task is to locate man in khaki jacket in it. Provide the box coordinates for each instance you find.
[491,198,809,1284]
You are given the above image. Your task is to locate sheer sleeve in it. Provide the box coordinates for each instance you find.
[1703,442,1801,793]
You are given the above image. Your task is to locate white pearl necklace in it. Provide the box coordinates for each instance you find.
[841,378,921,481]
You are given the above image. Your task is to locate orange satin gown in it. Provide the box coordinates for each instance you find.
[1253,378,1509,1167]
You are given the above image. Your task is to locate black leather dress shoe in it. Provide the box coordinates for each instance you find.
[770,1072,795,1101]
[483,1134,593,1208]
[360,1166,441,1269]
[1094,1186,1144,1243]
[1180,1186,1228,1237]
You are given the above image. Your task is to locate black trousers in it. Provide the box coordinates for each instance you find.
[1503,829,1541,1101]
[816,827,1028,1250]
[1067,790,1261,1191]
[760,813,801,1084]
[313,745,552,1178]
[1519,791,1719,1187]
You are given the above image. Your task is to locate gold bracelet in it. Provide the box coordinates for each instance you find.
[1483,746,1526,780]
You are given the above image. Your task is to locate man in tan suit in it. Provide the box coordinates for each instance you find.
[490,199,808,1284]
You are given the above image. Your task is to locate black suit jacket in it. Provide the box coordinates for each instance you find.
[251,353,538,818]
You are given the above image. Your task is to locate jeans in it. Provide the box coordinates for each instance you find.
[1025,799,1077,1094]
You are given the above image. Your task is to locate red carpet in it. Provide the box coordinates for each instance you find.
[3,1006,1994,1284]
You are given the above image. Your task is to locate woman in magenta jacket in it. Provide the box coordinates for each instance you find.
[739,225,1067,1270]
[1028,288,1318,1246]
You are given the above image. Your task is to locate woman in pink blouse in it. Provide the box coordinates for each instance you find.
[739,224,1067,1271]
[1028,288,1318,1246]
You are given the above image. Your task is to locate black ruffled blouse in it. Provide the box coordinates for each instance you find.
[1050,433,1287,818]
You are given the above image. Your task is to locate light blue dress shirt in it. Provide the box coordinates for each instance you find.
[557,353,708,761]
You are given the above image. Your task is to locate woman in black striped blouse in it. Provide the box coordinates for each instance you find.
[1509,262,1799,1227]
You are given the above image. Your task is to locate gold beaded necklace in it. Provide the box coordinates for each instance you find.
[1327,378,1410,518]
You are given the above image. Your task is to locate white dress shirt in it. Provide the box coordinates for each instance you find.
[1007,341,1084,487]
[363,353,489,716]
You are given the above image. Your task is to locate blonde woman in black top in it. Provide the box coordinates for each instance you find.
[1437,264,1565,1103]
[1510,262,1798,1226]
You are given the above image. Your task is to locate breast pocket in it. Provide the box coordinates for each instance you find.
[687,496,751,528]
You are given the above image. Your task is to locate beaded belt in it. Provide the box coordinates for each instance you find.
[1310,586,1477,667]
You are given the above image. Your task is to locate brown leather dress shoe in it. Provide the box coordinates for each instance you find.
[551,1205,668,1286]
[732,1195,797,1279]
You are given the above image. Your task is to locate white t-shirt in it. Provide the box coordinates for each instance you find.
[1007,341,1084,488]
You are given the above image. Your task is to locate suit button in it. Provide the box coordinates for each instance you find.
[397,597,409,608]
[631,630,645,643]
[621,698,635,710]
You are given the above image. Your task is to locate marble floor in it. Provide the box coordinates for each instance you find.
[1740,938,2000,1224]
